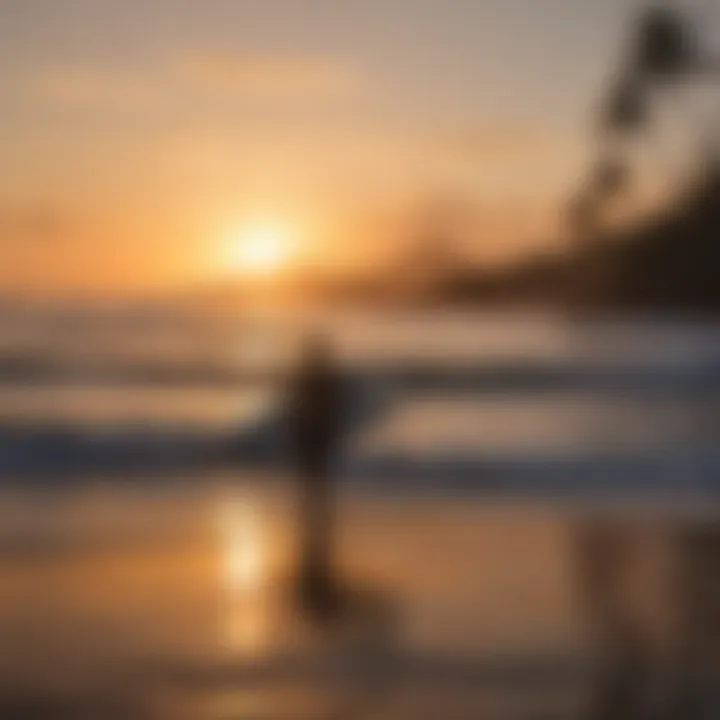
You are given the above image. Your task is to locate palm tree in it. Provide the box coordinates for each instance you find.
[568,1,707,244]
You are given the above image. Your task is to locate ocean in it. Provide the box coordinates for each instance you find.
[1,309,719,718]
[0,309,719,493]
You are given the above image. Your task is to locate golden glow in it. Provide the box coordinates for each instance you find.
[219,495,264,594]
[226,223,294,276]
[217,494,269,653]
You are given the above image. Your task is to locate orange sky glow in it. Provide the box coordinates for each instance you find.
[0,0,668,297]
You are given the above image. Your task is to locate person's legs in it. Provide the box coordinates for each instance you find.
[297,456,340,621]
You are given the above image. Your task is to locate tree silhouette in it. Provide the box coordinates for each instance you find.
[569,3,705,242]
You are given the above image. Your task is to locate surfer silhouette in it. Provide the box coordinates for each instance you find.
[287,333,346,621]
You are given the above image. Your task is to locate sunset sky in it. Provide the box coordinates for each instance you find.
[0,0,653,295]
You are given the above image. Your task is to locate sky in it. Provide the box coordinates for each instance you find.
[0,0,653,296]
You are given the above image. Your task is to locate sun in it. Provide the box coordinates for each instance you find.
[228,223,292,276]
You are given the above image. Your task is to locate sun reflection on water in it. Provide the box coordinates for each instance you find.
[216,492,270,654]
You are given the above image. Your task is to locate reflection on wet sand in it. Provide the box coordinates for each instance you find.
[217,492,270,654]
[0,485,719,718]
[575,511,720,719]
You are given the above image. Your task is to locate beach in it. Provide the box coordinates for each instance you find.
[2,474,719,719]
[0,311,719,717]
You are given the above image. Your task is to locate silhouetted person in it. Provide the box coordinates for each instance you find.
[574,522,650,720]
[575,519,720,720]
[288,334,346,623]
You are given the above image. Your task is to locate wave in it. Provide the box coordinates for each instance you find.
[0,377,388,479]
[1,360,720,398]
[344,452,720,494]
[2,421,720,495]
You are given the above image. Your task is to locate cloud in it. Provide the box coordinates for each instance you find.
[30,52,362,118]
[433,124,583,200]
[444,125,577,164]
[177,52,362,101]
[0,202,68,245]
[34,67,163,113]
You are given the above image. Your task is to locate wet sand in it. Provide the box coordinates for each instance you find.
[0,477,718,719]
